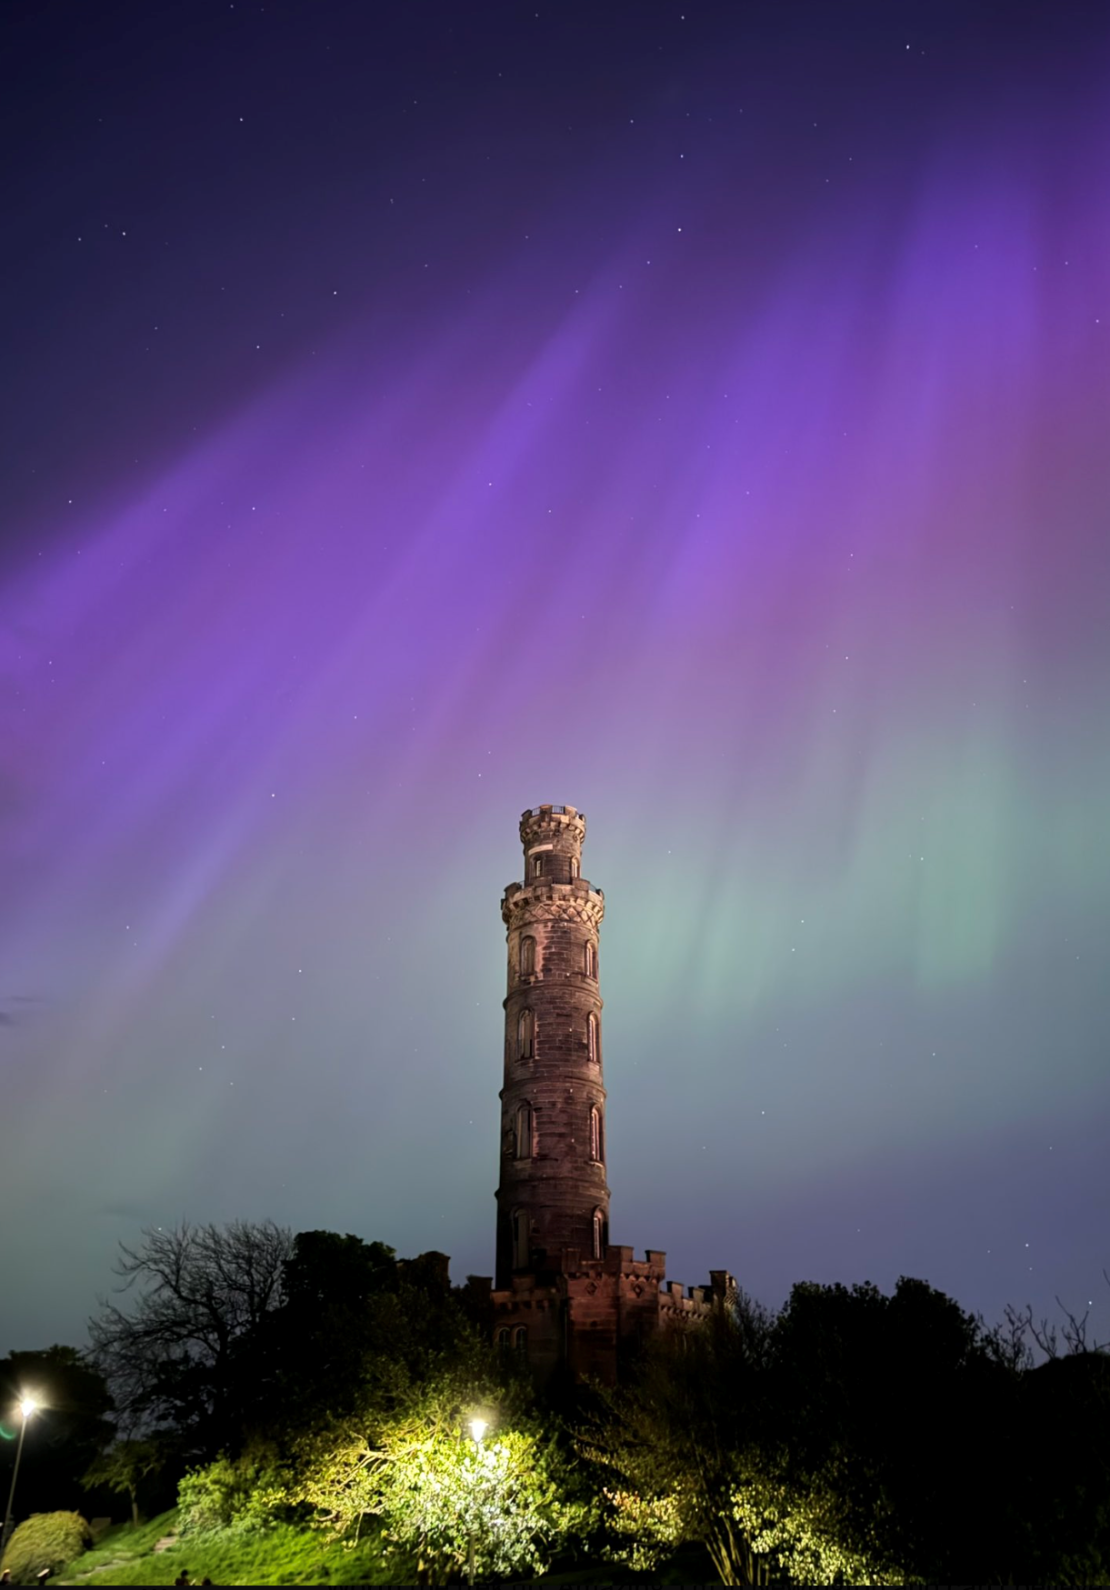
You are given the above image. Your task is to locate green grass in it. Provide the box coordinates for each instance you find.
[55,1512,717,1587]
[54,1510,403,1586]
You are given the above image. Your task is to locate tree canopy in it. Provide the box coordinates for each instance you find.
[581,1274,1110,1586]
[87,1220,292,1457]
[0,1346,114,1520]
[55,1224,1110,1586]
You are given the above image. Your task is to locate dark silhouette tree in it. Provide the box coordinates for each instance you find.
[0,1347,114,1520]
[1018,1351,1110,1585]
[236,1230,400,1432]
[767,1276,1037,1583]
[585,1278,1041,1585]
[87,1221,291,1459]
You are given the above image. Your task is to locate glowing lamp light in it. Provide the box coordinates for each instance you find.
[1,1395,40,1556]
[465,1415,490,1587]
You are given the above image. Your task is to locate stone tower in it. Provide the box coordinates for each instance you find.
[470,802,734,1386]
[496,804,608,1287]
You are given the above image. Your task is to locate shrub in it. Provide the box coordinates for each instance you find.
[2,1510,93,1579]
[177,1452,284,1535]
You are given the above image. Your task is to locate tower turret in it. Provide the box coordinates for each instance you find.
[496,804,608,1287]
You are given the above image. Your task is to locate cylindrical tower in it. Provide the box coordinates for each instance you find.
[496,804,609,1287]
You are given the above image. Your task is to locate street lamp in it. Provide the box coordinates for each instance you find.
[466,1415,488,1588]
[2,1397,38,1558]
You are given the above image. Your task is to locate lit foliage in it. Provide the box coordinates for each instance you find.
[599,1485,685,1573]
[586,1294,912,1586]
[373,1424,583,1585]
[1,1510,92,1580]
[582,1302,772,1586]
[177,1449,286,1536]
[730,1455,911,1587]
[288,1394,586,1585]
[605,1480,758,1586]
[600,1459,906,1587]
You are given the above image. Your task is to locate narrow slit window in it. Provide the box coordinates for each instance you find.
[587,1012,598,1064]
[515,1101,533,1159]
[532,854,545,878]
[584,941,597,979]
[589,1104,603,1163]
[520,935,536,977]
[592,1208,604,1260]
[570,856,579,879]
[512,1209,529,1269]
[518,1008,534,1059]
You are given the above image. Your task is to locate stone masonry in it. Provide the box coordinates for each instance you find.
[474,804,734,1386]
[496,803,608,1284]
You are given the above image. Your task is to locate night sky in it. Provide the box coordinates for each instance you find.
[3,1,1109,1354]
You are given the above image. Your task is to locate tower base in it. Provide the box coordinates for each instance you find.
[469,1245,735,1386]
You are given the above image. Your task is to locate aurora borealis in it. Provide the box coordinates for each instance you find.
[2,1,1108,1349]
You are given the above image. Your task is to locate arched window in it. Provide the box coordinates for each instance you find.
[586,1012,598,1064]
[589,1104,603,1163]
[570,856,579,879]
[497,1327,511,1352]
[513,1325,528,1355]
[584,941,597,979]
[512,1209,529,1269]
[592,1208,605,1260]
[520,935,535,977]
[532,854,545,878]
[515,1101,533,1159]
[517,1007,534,1059]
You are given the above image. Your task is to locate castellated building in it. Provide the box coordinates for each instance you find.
[469,804,734,1385]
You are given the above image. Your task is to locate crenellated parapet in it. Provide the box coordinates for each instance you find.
[482,1249,737,1386]
[501,880,605,932]
[519,803,586,860]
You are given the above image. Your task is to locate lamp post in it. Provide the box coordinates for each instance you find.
[466,1417,488,1588]
[2,1398,38,1559]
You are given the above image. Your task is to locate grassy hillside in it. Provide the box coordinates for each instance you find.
[54,1510,400,1586]
[53,1510,716,1586]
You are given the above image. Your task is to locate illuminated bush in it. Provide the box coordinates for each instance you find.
[177,1452,285,1535]
[1,1510,92,1579]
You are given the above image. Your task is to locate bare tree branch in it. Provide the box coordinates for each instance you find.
[995,1295,1110,1365]
[88,1220,292,1444]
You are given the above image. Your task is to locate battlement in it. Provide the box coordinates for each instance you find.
[518,1245,731,1302]
[476,1250,736,1386]
[501,879,605,928]
[520,804,587,863]
[659,1266,738,1312]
